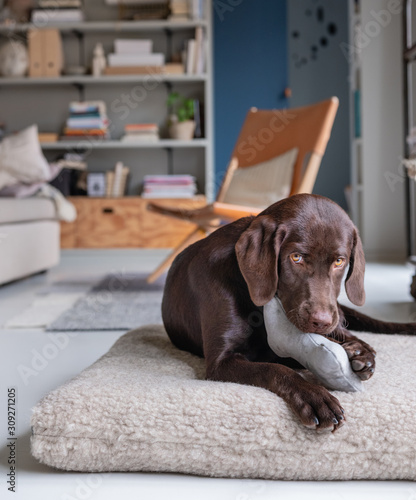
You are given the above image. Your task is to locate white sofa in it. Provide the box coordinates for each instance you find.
[0,198,60,285]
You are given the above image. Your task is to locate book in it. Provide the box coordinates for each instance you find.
[144,175,196,184]
[112,161,125,197]
[31,9,84,23]
[114,39,153,54]
[63,128,108,136]
[142,174,197,198]
[164,63,185,74]
[186,39,196,74]
[66,118,108,129]
[121,134,159,143]
[108,53,165,67]
[103,66,164,75]
[190,0,204,19]
[106,163,130,197]
[124,123,159,133]
[39,0,82,6]
[69,101,107,115]
[193,26,204,74]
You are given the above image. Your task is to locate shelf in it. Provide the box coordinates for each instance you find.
[41,139,208,150]
[0,74,207,86]
[0,19,207,33]
[405,43,416,62]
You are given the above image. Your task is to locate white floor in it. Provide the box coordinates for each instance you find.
[1,250,416,500]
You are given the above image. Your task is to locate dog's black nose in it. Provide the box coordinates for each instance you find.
[310,311,333,332]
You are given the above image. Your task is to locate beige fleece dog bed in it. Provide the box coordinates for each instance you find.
[31,325,416,480]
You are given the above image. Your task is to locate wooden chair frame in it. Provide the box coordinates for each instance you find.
[146,97,339,283]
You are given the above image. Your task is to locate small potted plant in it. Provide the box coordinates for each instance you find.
[167,92,196,140]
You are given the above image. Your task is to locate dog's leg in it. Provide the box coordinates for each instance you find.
[340,304,416,334]
[206,353,345,432]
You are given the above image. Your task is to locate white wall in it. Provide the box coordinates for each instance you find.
[361,0,406,260]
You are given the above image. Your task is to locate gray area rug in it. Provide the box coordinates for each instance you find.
[46,273,164,331]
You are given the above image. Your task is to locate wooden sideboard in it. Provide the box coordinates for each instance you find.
[61,196,207,248]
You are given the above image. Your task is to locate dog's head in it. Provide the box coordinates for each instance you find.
[235,194,365,335]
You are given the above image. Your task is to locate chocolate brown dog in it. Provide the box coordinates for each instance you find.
[162,194,415,432]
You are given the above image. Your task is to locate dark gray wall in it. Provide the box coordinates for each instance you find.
[287,0,350,209]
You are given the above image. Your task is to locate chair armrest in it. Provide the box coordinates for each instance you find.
[212,202,261,221]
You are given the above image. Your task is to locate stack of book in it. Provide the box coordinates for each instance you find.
[61,101,110,141]
[121,123,159,143]
[106,162,130,197]
[185,27,205,74]
[105,38,165,76]
[142,175,197,199]
[31,0,84,23]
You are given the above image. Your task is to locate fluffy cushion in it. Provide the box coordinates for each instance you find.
[0,125,51,190]
[31,325,416,480]
[222,147,298,208]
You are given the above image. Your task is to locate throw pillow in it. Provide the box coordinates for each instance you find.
[222,147,298,208]
[0,124,51,190]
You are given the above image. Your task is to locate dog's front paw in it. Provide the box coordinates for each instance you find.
[288,382,345,432]
[343,338,376,381]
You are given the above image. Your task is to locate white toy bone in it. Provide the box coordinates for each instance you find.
[263,296,363,392]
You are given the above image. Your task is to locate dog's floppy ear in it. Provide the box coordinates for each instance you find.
[235,216,286,306]
[345,228,366,306]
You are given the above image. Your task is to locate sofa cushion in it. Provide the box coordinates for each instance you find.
[0,125,51,190]
[31,325,416,480]
[0,198,56,224]
[0,220,59,285]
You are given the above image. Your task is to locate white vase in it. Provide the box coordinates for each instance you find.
[169,120,196,140]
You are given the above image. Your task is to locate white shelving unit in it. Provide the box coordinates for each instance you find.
[0,19,207,33]
[348,0,363,234]
[0,0,214,200]
[40,139,208,149]
[0,75,208,85]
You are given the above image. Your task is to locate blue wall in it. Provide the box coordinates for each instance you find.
[213,0,288,193]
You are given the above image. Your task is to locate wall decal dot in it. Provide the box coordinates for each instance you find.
[328,22,337,35]
[311,45,318,52]
[320,36,328,47]
[317,6,324,22]
[292,30,300,38]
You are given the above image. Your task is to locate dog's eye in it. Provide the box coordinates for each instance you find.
[290,253,303,264]
[334,257,345,268]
